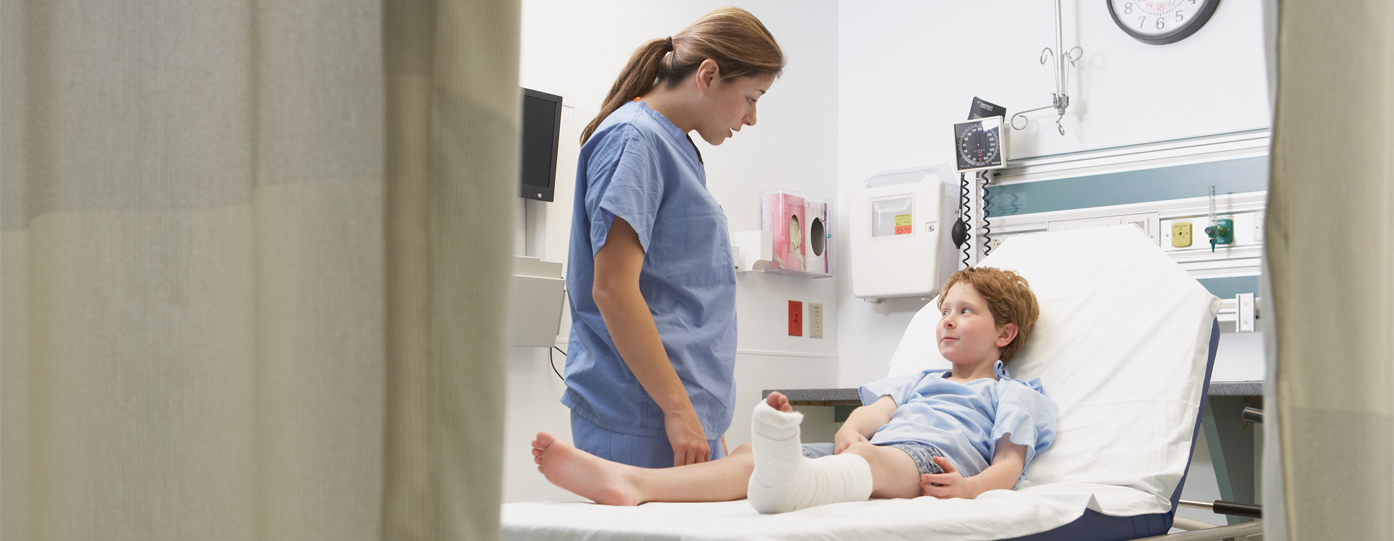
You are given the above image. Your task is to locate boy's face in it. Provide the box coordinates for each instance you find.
[936,283,1016,365]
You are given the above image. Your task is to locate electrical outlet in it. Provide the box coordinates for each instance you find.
[1171,221,1192,248]
[988,237,1003,251]
[809,303,823,338]
[788,300,802,337]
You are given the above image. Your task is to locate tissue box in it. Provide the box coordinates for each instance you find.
[758,190,833,278]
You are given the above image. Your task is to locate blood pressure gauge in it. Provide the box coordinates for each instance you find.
[953,116,1006,173]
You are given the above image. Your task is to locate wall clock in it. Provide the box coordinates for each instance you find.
[1108,0,1220,45]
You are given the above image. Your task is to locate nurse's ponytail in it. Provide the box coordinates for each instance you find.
[580,7,785,144]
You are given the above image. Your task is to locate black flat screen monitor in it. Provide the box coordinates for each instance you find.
[520,88,563,202]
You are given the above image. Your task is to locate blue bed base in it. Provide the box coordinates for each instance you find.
[1002,319,1222,541]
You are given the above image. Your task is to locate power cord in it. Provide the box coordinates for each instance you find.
[548,346,567,382]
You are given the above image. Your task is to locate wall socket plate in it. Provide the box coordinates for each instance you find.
[788,300,802,336]
[809,303,823,338]
[1171,221,1192,247]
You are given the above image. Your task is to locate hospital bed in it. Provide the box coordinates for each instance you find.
[501,226,1262,541]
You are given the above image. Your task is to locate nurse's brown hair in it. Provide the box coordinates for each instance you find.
[937,267,1040,363]
[580,7,785,144]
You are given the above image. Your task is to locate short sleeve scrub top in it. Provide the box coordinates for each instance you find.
[563,100,737,468]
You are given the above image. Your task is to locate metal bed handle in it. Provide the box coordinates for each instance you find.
[1179,499,1262,519]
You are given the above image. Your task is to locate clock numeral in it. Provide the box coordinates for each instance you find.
[1176,11,1184,22]
[1124,2,1133,14]
[1156,17,1166,29]
[1138,16,1146,28]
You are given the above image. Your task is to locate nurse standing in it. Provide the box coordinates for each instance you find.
[563,8,784,468]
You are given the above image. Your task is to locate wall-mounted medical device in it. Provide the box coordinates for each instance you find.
[849,166,959,300]
[753,190,833,278]
[953,116,1007,174]
[519,88,563,201]
[509,256,566,347]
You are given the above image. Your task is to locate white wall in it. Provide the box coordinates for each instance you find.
[834,0,1271,387]
[506,0,840,503]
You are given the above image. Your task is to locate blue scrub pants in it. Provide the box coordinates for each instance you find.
[571,412,726,468]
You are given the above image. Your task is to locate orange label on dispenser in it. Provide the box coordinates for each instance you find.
[894,214,912,235]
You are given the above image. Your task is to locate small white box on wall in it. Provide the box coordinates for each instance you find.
[509,256,565,347]
[848,165,959,300]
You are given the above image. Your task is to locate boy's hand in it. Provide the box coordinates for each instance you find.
[832,427,868,454]
[919,457,978,499]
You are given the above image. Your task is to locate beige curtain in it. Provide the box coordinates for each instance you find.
[1265,0,1394,538]
[0,0,516,539]
[382,0,518,539]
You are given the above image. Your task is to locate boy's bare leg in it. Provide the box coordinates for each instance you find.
[840,443,925,499]
[531,433,753,505]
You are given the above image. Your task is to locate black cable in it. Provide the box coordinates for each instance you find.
[959,172,972,268]
[980,171,993,257]
[549,346,566,382]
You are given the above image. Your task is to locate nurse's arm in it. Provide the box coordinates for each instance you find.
[593,217,711,466]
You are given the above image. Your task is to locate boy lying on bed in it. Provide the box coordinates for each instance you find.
[532,267,1056,513]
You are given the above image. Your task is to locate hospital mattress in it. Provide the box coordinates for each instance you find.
[502,483,1179,541]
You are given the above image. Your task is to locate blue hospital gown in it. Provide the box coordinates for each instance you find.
[858,361,1057,487]
[562,100,738,446]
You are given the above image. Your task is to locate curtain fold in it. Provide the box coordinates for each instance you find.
[1,0,516,539]
[382,1,518,540]
[1265,0,1394,538]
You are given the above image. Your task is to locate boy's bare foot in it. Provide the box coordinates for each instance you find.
[532,431,642,506]
[764,391,794,413]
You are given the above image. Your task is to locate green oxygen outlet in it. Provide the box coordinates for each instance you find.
[1204,218,1234,252]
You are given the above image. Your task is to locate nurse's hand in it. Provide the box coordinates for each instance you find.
[664,408,710,466]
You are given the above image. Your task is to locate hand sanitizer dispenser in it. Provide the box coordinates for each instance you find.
[849,165,959,301]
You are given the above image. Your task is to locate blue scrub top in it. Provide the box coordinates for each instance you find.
[563,100,738,440]
[858,361,1057,487]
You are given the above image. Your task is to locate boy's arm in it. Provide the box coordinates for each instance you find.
[920,436,1028,499]
[833,395,897,453]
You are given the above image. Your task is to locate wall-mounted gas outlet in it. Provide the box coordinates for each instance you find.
[809,303,823,338]
[1205,218,1234,251]
[1171,221,1192,248]
[788,300,802,337]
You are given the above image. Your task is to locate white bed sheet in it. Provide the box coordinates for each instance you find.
[502,483,1152,541]
[502,226,1220,541]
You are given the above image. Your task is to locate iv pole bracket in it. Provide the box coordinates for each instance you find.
[1011,1,1082,136]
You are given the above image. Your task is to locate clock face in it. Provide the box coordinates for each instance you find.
[1108,0,1220,45]
[957,123,1000,169]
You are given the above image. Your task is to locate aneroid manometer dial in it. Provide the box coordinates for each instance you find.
[953,116,1005,173]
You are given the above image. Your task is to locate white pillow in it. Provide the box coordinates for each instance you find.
[885,225,1219,515]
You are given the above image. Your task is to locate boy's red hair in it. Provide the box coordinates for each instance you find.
[937,267,1039,362]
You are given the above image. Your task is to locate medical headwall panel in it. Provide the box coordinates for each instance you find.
[984,146,1268,337]
[849,166,958,300]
